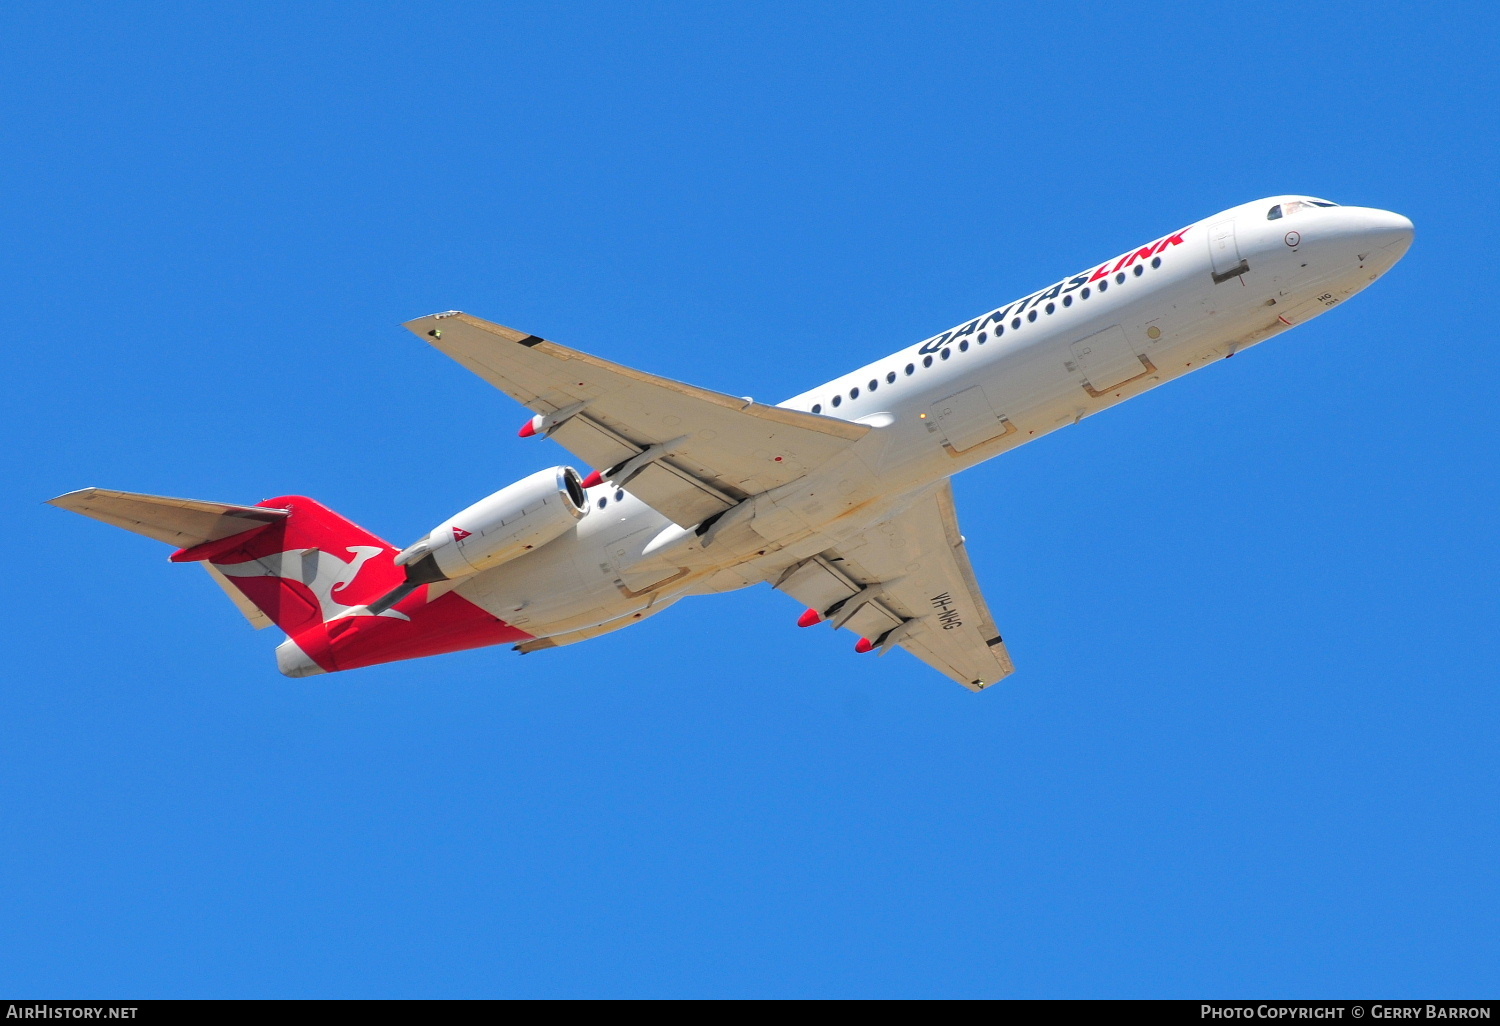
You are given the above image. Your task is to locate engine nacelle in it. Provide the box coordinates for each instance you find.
[395,466,589,583]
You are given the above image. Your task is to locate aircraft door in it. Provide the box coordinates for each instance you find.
[1209,219,1249,282]
[929,386,1015,455]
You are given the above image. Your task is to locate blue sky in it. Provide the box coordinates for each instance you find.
[3,2,1496,998]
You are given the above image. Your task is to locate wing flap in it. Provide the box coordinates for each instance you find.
[628,461,735,526]
[548,414,639,471]
[776,556,859,612]
[845,602,904,640]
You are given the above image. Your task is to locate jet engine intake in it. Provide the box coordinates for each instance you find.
[395,466,589,585]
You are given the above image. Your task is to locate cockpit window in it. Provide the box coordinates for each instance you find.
[1266,199,1338,219]
[1274,198,1340,218]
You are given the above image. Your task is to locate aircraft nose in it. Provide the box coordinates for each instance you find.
[1356,207,1415,260]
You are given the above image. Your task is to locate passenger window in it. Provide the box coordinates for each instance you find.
[941,348,951,360]
[1267,204,1283,220]
[886,371,896,383]
[1082,287,1090,299]
[923,355,933,367]
[958,340,968,352]
[1027,310,1037,322]
[1098,280,1108,293]
[1063,294,1072,307]
[598,497,608,509]
[868,379,878,391]
[615,490,625,502]
[1134,264,1144,276]
[1151,256,1161,268]
[812,404,821,414]
[832,395,842,407]
[996,324,1004,336]
[1011,317,1021,329]
[1115,272,1126,284]
[850,387,859,399]
[977,331,987,343]
[905,363,915,375]
[1045,302,1055,314]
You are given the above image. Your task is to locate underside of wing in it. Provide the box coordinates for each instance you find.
[404,311,868,528]
[774,481,1013,692]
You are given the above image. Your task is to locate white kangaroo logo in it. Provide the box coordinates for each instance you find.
[214,545,410,621]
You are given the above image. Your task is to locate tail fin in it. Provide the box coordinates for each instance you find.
[50,488,527,676]
[171,495,405,637]
[49,488,403,636]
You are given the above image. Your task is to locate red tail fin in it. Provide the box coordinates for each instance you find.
[50,488,528,676]
[171,496,528,676]
[172,495,403,636]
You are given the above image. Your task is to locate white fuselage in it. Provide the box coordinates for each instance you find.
[453,196,1414,646]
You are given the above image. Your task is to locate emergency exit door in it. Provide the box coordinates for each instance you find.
[929,386,1013,455]
[1069,324,1156,398]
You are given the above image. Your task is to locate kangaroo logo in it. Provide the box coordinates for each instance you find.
[213,545,410,621]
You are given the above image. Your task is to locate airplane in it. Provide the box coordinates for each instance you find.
[49,196,1413,690]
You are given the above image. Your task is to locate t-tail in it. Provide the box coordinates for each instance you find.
[47,488,530,676]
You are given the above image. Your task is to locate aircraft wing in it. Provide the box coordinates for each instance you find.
[773,481,1014,692]
[404,311,869,529]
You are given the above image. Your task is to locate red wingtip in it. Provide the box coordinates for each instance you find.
[854,637,874,654]
[797,608,822,628]
[580,470,604,489]
[518,419,537,438]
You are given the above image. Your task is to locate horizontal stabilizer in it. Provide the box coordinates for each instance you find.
[47,487,289,548]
